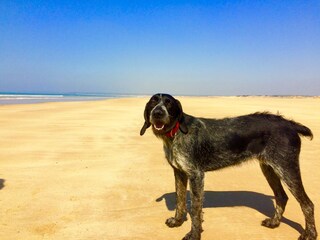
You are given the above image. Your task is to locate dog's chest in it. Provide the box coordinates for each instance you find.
[163,143,190,172]
[163,145,177,168]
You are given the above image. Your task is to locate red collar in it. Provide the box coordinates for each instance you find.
[166,122,180,138]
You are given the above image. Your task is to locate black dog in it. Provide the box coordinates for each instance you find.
[140,93,317,240]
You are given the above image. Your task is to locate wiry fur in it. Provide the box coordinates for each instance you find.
[140,93,317,240]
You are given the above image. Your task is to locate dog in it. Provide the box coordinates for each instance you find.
[140,93,317,240]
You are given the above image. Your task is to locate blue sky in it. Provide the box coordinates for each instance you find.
[1,0,320,95]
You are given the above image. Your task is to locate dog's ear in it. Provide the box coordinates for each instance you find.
[179,114,188,134]
[140,103,151,136]
[140,121,150,136]
[176,100,188,134]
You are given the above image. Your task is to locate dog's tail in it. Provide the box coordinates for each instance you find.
[256,112,313,140]
[289,121,313,140]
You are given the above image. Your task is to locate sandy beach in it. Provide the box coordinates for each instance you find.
[0,96,319,240]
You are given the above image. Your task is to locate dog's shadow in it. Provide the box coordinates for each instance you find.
[0,179,5,190]
[156,191,303,234]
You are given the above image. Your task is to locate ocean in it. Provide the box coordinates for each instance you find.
[0,92,139,105]
[2,93,315,105]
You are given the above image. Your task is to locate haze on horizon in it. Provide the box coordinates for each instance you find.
[1,1,320,96]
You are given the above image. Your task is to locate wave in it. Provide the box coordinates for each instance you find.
[0,93,126,105]
[0,95,64,100]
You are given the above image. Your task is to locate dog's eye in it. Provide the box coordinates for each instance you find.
[164,98,171,105]
[151,96,160,102]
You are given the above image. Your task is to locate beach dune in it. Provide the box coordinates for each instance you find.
[0,96,319,239]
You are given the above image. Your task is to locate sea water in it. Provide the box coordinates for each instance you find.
[0,92,137,105]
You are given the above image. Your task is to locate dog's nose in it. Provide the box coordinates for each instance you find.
[153,108,165,118]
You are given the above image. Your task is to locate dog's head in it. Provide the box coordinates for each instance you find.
[140,93,188,136]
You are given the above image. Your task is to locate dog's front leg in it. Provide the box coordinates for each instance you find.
[166,168,188,228]
[183,171,204,240]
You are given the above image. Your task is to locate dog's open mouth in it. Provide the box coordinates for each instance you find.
[153,123,165,131]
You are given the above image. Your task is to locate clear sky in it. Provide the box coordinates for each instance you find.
[1,0,320,95]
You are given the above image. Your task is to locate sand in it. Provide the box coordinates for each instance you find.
[0,96,319,240]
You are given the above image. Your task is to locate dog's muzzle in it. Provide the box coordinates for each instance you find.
[150,106,169,131]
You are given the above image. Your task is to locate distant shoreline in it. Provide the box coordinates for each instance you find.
[0,92,318,105]
[0,92,143,105]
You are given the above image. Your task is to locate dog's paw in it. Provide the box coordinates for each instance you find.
[261,218,280,229]
[165,217,185,228]
[298,229,318,240]
[182,230,201,240]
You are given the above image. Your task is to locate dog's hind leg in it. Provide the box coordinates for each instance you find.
[277,159,317,240]
[260,163,288,228]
